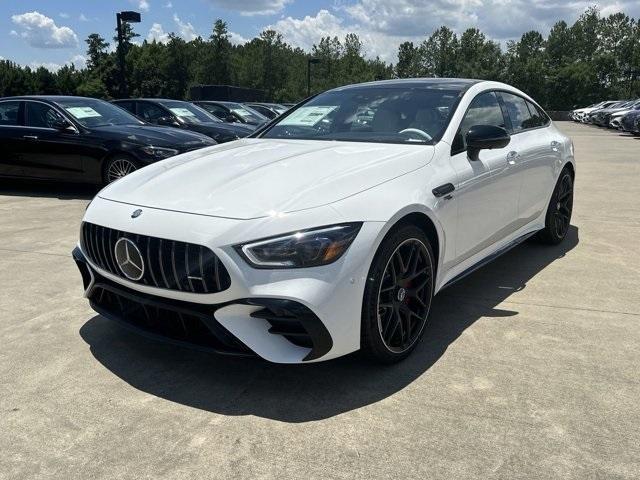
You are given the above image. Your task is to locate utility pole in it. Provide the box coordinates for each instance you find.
[116,10,141,98]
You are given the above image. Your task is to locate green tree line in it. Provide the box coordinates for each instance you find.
[1,7,639,110]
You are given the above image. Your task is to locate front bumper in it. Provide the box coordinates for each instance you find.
[75,197,384,363]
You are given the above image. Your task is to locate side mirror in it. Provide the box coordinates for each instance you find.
[466,124,510,160]
[52,118,74,131]
[157,116,180,127]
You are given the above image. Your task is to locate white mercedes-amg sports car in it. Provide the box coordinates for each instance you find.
[74,79,575,364]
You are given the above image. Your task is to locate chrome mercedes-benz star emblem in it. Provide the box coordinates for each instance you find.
[114,238,145,281]
[131,209,142,218]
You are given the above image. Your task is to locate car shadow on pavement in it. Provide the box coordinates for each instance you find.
[0,179,98,200]
[79,226,579,423]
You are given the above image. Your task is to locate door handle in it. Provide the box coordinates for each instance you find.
[506,151,520,165]
[23,135,39,141]
[550,140,561,152]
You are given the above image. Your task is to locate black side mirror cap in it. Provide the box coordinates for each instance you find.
[52,118,74,131]
[466,125,510,160]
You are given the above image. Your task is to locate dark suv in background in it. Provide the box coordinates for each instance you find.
[112,98,253,143]
[0,96,215,184]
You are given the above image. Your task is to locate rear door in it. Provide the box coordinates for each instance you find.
[0,100,25,177]
[498,92,557,224]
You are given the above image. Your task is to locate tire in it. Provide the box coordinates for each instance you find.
[102,155,140,184]
[361,225,435,363]
[537,168,574,245]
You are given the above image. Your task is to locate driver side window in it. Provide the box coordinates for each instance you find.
[138,102,167,123]
[452,92,506,154]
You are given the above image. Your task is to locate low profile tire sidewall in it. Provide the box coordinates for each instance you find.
[543,169,573,243]
[361,225,435,362]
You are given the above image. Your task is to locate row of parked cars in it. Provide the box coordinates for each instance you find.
[569,99,640,133]
[0,95,292,184]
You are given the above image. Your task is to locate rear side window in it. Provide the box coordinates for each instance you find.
[25,101,65,128]
[114,101,134,114]
[0,101,21,126]
[452,91,506,154]
[498,92,532,132]
[523,100,550,128]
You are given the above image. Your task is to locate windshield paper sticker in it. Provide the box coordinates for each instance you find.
[278,106,337,126]
[169,108,196,117]
[66,107,102,118]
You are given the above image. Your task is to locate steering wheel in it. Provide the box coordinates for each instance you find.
[398,128,432,141]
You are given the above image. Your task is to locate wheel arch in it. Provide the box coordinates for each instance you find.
[375,206,445,283]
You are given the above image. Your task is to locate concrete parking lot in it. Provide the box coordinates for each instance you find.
[1,122,639,480]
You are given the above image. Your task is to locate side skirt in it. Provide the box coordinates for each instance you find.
[440,230,538,291]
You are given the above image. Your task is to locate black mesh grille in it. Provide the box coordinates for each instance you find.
[89,282,252,355]
[81,222,230,294]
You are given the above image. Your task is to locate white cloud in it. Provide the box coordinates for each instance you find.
[71,54,87,69]
[339,0,640,44]
[28,54,87,72]
[229,31,249,45]
[59,13,69,19]
[164,1,173,8]
[147,15,199,43]
[206,0,292,16]
[138,0,150,12]
[11,11,78,48]
[10,30,18,37]
[30,61,62,72]
[79,13,89,22]
[147,23,170,43]
[271,9,416,62]
[173,14,198,41]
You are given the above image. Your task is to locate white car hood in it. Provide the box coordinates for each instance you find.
[99,138,433,220]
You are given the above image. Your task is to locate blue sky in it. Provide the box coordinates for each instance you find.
[2,0,640,71]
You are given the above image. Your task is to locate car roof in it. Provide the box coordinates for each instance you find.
[114,98,186,103]
[1,95,105,102]
[330,78,482,92]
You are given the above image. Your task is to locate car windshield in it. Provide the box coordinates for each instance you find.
[261,86,461,144]
[224,102,268,123]
[56,98,143,127]
[161,101,218,124]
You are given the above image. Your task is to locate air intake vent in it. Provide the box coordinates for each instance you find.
[81,222,230,294]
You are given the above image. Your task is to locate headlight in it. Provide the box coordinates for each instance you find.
[235,223,362,269]
[140,146,179,159]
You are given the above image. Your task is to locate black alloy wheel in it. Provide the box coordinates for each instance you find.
[361,225,434,363]
[538,169,574,244]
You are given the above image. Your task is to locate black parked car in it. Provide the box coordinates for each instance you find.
[0,96,215,184]
[112,99,253,143]
[193,101,268,127]
[621,110,640,134]
[243,102,288,120]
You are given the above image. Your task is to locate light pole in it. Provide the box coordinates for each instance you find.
[307,57,320,97]
[116,10,141,98]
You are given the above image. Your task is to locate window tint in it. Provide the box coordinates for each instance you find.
[522,100,549,128]
[498,92,533,132]
[0,101,21,126]
[199,103,227,118]
[25,102,65,128]
[138,102,167,122]
[452,91,506,153]
[114,101,134,113]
